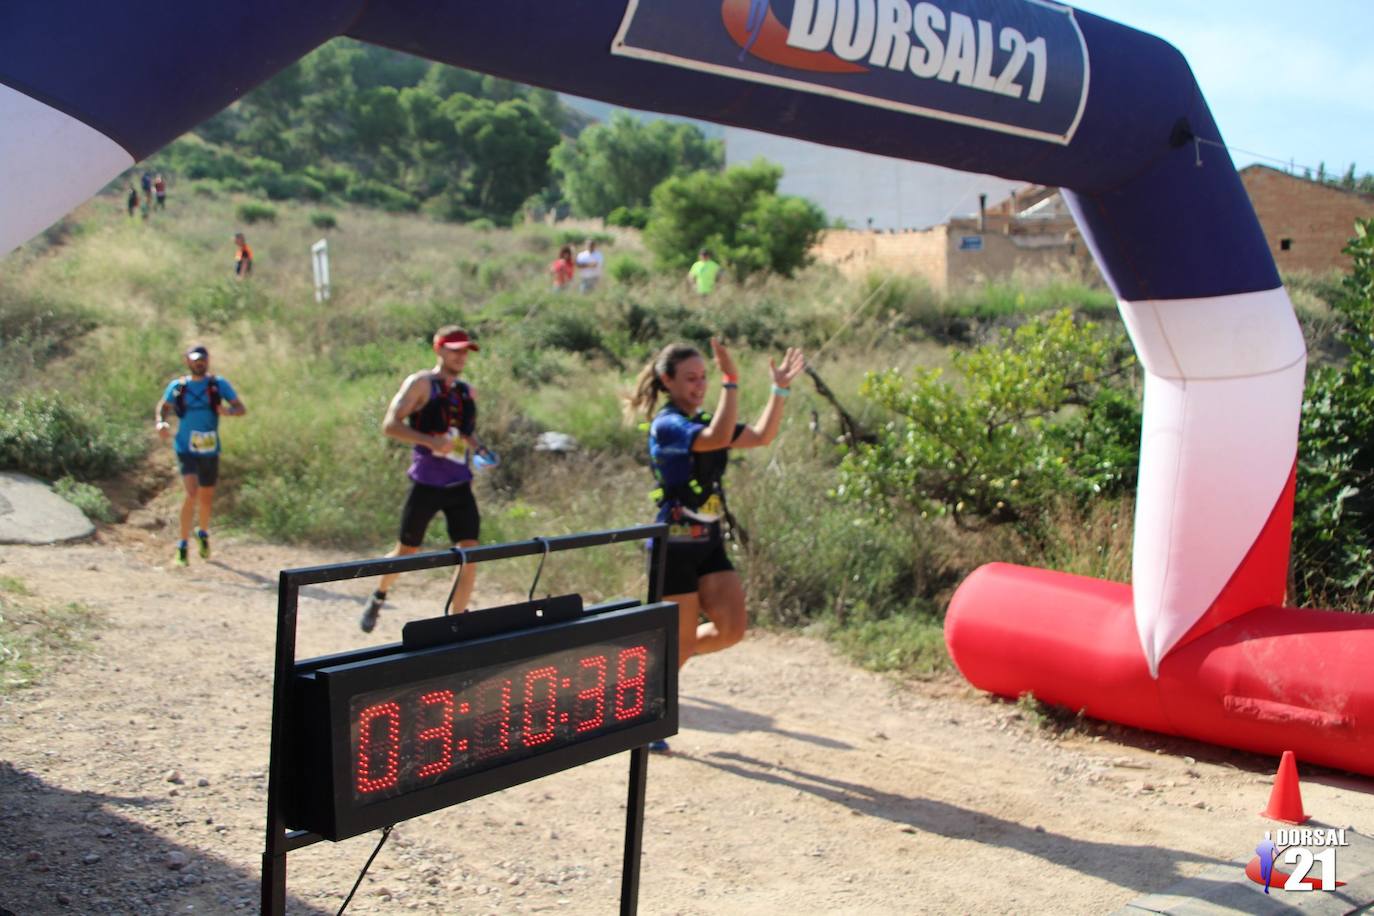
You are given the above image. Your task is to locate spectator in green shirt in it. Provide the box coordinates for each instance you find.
[688,248,722,296]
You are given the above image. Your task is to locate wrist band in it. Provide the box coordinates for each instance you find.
[722,382,738,390]
[771,384,790,398]
[721,373,738,384]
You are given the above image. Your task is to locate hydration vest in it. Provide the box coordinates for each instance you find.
[648,406,732,512]
[409,377,476,437]
[172,375,221,418]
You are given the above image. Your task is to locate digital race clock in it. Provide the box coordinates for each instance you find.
[284,597,677,841]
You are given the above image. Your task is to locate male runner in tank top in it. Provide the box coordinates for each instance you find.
[360,326,482,632]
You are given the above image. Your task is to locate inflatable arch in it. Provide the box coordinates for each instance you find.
[5,1,1373,774]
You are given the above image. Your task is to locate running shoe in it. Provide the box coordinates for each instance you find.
[196,530,210,560]
[360,594,384,633]
[648,738,671,753]
[174,545,189,568]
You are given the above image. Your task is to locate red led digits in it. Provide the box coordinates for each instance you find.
[613,645,648,721]
[473,678,512,761]
[417,690,455,778]
[574,654,607,733]
[522,666,559,747]
[355,701,401,793]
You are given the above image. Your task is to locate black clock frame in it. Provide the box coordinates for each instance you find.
[261,525,671,915]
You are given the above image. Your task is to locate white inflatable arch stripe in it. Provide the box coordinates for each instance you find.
[1,84,132,255]
[1121,286,1306,674]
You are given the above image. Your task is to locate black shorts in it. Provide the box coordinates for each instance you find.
[657,533,734,596]
[399,481,480,547]
[176,453,219,486]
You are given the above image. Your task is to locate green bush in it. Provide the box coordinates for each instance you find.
[1293,219,1374,608]
[236,201,278,224]
[256,172,327,202]
[606,206,650,230]
[608,254,650,285]
[53,477,115,522]
[534,311,609,359]
[309,211,339,230]
[303,164,357,194]
[839,309,1138,535]
[0,394,144,481]
[346,180,418,213]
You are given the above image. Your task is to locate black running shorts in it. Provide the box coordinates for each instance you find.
[658,533,734,596]
[176,453,219,487]
[398,481,480,547]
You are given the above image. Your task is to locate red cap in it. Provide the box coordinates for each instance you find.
[433,329,480,353]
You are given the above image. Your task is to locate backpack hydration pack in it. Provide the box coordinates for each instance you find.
[172,375,221,418]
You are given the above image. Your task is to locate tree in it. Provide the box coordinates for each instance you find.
[1293,219,1374,607]
[643,159,826,279]
[549,112,723,218]
[448,97,559,222]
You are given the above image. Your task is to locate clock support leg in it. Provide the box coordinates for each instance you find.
[620,745,650,915]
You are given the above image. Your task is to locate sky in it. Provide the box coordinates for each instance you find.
[1067,0,1374,176]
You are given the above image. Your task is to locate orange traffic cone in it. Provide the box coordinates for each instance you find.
[1262,751,1308,824]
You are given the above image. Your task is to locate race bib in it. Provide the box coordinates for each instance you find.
[188,430,218,454]
[697,494,723,521]
[442,428,468,464]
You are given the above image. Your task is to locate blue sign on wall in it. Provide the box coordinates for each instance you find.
[614,0,1090,144]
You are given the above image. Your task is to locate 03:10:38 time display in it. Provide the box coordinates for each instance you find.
[350,637,662,801]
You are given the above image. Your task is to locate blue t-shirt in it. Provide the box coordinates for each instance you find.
[648,406,741,523]
[650,405,704,476]
[162,375,238,456]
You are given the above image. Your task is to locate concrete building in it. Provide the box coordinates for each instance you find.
[812,185,1092,294]
[1239,165,1374,275]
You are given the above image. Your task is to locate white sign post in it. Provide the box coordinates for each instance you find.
[311,239,330,302]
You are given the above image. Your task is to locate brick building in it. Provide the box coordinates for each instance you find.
[1239,165,1374,274]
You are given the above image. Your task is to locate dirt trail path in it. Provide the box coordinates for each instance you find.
[3,525,1374,915]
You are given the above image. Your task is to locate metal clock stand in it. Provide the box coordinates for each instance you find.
[261,525,670,915]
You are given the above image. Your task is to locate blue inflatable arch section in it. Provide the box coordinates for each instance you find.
[1,1,1305,675]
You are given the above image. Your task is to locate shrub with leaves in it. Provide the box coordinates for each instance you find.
[235,201,278,224]
[838,309,1138,533]
[0,394,144,481]
[1293,219,1374,608]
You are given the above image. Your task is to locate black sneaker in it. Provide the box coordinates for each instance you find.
[174,545,189,568]
[360,594,384,633]
[196,530,210,560]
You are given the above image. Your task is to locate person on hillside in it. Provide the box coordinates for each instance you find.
[233,232,253,279]
[126,185,139,218]
[550,244,576,292]
[360,326,488,633]
[626,338,806,751]
[153,173,167,210]
[155,345,247,567]
[688,248,722,296]
[140,170,153,201]
[575,238,604,293]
